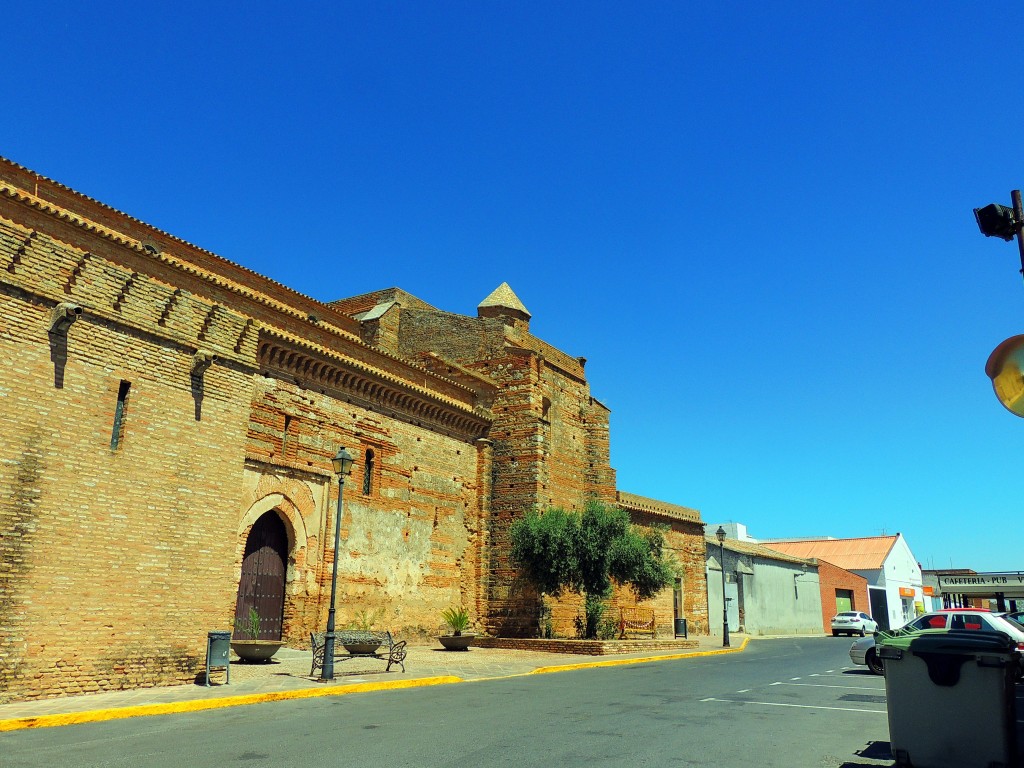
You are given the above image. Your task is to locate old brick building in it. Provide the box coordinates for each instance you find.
[0,158,707,702]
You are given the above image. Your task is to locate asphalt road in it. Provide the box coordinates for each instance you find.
[6,637,893,768]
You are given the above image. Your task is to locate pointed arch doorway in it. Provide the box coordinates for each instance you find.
[234,511,288,641]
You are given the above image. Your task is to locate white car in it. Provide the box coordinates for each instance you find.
[849,609,1024,675]
[831,611,878,637]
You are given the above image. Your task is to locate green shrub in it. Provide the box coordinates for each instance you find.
[234,607,261,640]
[511,501,674,639]
[441,605,471,636]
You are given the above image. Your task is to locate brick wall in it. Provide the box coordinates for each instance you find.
[392,306,627,635]
[0,176,494,702]
[0,279,251,700]
[239,377,486,646]
[0,160,709,702]
[816,559,869,633]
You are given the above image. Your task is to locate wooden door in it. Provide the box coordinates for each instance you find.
[234,512,288,641]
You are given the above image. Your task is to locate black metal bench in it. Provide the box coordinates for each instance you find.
[310,630,407,676]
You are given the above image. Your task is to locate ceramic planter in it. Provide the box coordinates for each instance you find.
[438,633,475,651]
[230,640,285,663]
[339,630,383,654]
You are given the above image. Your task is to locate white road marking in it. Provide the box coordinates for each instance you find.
[702,697,886,714]
[810,673,867,679]
[776,682,884,691]
[736,689,749,693]
[790,677,801,680]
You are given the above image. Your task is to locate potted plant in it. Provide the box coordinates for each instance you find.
[340,609,383,654]
[438,605,475,651]
[230,607,285,662]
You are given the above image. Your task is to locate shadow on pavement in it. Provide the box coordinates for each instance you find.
[841,668,877,677]
[837,740,893,767]
[856,741,892,760]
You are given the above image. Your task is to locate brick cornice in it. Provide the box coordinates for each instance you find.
[616,490,702,524]
[258,329,493,442]
[0,170,491,416]
[0,181,358,331]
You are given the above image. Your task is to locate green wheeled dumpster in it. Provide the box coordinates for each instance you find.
[878,630,1019,768]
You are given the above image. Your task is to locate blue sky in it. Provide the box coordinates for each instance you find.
[6,3,1024,572]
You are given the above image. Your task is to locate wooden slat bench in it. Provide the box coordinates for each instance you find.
[619,607,656,639]
[310,630,407,676]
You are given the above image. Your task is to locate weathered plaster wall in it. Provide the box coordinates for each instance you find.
[707,547,823,637]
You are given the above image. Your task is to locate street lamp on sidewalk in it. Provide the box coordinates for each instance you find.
[321,446,355,681]
[716,526,730,648]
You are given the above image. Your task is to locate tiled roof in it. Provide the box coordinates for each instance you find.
[706,536,816,566]
[0,159,489,405]
[617,491,701,523]
[762,536,898,571]
[0,157,348,326]
[354,301,397,322]
[479,282,530,317]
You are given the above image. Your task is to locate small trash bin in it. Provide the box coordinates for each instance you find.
[205,630,232,687]
[878,630,1018,768]
[674,618,688,638]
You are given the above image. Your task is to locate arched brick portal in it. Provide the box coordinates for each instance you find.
[234,512,288,641]
[236,489,317,644]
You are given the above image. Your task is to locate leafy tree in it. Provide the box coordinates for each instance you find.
[510,501,676,638]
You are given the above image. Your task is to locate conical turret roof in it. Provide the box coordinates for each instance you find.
[478,282,531,318]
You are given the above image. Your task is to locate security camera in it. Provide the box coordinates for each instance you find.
[191,350,220,376]
[48,303,83,334]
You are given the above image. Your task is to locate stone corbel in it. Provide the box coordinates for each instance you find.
[48,302,83,335]
[191,350,220,377]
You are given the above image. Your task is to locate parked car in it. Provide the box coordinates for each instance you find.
[831,611,878,637]
[849,609,1024,675]
[1003,610,1024,626]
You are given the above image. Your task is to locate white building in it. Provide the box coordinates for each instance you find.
[705,533,822,636]
[763,534,923,631]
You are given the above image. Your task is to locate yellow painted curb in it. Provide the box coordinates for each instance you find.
[0,676,462,732]
[0,638,752,732]
[531,636,750,674]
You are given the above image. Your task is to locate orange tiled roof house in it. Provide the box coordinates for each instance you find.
[765,534,923,631]
[0,159,708,702]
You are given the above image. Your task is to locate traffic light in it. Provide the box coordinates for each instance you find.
[974,203,1018,241]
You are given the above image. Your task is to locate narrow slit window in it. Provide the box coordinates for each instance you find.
[282,415,292,457]
[363,449,375,495]
[110,380,131,450]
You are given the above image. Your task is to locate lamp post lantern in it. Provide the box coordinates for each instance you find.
[716,526,730,648]
[321,446,355,681]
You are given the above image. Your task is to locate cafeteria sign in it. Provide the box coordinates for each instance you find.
[937,572,1024,595]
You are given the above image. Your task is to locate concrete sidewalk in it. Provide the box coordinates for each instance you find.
[0,634,748,731]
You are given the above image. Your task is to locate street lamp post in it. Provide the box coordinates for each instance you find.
[716,526,730,648]
[321,446,355,681]
[974,192,1024,416]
